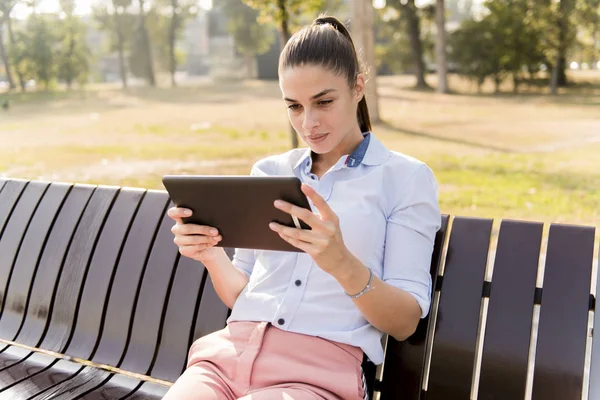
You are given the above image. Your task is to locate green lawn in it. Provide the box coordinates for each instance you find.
[1,72,599,232]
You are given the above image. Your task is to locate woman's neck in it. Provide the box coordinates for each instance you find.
[311,128,365,176]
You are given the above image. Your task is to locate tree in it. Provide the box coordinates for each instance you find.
[435,0,449,93]
[220,0,275,78]
[149,0,197,86]
[351,0,380,123]
[550,0,575,93]
[377,1,434,88]
[93,0,134,88]
[574,0,600,69]
[382,0,432,88]
[0,3,15,89]
[404,0,430,88]
[56,0,91,89]
[449,18,503,92]
[0,0,21,90]
[573,0,599,68]
[130,0,155,86]
[24,13,57,90]
[449,0,546,94]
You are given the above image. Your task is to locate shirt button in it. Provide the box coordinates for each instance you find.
[295,280,302,286]
[278,318,285,326]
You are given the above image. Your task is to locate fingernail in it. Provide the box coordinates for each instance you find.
[210,228,218,235]
[183,209,192,216]
[274,200,283,207]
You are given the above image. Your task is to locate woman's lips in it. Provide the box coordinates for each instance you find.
[306,133,328,144]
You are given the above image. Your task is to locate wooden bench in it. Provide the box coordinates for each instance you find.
[0,177,598,399]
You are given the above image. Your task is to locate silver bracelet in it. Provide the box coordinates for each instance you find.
[345,268,374,299]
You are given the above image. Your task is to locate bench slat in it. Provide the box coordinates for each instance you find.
[0,345,37,384]
[0,347,60,391]
[0,182,49,321]
[118,205,181,376]
[39,187,119,352]
[28,366,109,399]
[129,380,170,399]
[532,224,595,399]
[0,352,71,397]
[150,255,207,382]
[0,183,71,329]
[0,179,28,239]
[2,185,94,349]
[427,217,493,399]
[190,248,232,341]
[64,188,145,359]
[76,373,146,399]
[479,220,543,399]
[22,361,85,399]
[14,185,94,348]
[92,191,170,367]
[379,215,449,400]
[588,253,600,399]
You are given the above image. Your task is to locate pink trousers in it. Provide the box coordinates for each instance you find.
[162,321,367,400]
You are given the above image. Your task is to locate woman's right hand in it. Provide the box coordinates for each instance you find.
[167,207,224,263]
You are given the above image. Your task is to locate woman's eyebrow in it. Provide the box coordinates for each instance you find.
[284,89,337,102]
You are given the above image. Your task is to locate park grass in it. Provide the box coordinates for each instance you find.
[1,72,599,231]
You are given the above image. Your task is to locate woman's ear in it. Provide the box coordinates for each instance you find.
[355,73,366,101]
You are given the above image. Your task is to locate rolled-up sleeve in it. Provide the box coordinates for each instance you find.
[382,164,441,318]
[232,247,256,277]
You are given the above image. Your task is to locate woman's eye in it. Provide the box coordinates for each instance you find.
[318,100,333,106]
[288,104,301,111]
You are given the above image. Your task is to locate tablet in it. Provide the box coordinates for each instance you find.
[162,175,313,252]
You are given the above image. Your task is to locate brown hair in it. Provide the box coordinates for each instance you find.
[278,15,372,133]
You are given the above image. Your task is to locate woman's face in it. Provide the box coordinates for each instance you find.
[279,64,365,156]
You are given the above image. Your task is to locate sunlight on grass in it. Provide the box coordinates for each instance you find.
[430,154,600,226]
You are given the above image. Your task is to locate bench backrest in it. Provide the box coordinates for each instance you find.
[379,216,599,400]
[0,179,229,384]
[0,178,598,399]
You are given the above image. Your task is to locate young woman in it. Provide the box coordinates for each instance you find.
[164,15,441,400]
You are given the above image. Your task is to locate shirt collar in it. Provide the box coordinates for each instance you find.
[293,131,389,173]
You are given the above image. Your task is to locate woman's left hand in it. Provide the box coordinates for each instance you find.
[269,183,350,276]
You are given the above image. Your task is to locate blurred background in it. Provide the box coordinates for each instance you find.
[0,0,598,231]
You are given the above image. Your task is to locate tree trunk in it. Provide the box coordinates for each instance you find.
[169,0,178,87]
[138,0,155,87]
[405,0,429,89]
[593,19,599,69]
[352,0,380,123]
[7,16,25,90]
[114,13,128,89]
[245,54,255,78]
[276,0,291,46]
[0,20,16,90]
[276,0,298,149]
[435,0,449,93]
[550,53,560,94]
[550,0,570,92]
